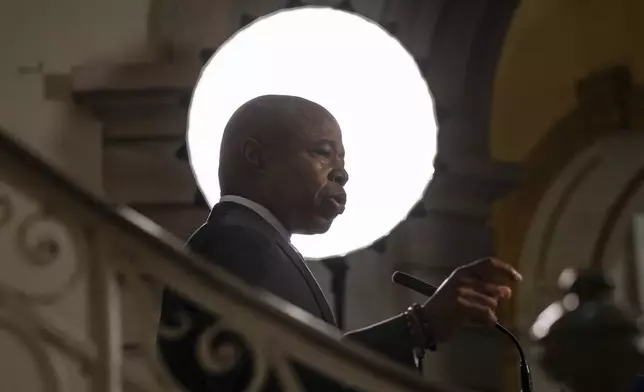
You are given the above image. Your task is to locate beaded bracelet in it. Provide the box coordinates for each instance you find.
[403,303,438,352]
[403,305,427,351]
[411,303,437,352]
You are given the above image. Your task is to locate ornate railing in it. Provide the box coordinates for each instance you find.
[0,129,462,392]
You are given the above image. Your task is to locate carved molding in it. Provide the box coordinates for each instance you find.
[71,62,199,117]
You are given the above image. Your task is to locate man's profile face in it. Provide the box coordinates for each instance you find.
[266,117,348,234]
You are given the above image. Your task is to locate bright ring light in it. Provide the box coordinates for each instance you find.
[188,7,437,260]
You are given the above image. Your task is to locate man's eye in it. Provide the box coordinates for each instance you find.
[314,149,333,158]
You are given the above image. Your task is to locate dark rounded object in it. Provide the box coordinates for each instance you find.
[532,269,644,392]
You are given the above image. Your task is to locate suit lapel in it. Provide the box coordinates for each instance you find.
[211,202,337,326]
[274,238,337,326]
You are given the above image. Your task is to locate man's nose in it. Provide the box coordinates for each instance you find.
[329,167,348,186]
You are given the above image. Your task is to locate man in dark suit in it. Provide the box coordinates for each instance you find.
[158,95,522,391]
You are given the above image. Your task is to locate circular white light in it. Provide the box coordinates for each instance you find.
[188,7,436,259]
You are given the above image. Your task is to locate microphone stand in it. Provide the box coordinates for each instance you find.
[415,350,425,376]
[392,271,532,392]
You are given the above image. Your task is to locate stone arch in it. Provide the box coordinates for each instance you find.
[491,2,644,385]
[517,131,644,329]
[490,0,644,329]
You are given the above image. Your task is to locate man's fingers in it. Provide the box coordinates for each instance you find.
[465,258,522,285]
[457,286,498,309]
[498,286,512,299]
[457,297,497,326]
[460,276,512,299]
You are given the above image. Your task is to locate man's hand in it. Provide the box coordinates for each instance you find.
[422,258,522,344]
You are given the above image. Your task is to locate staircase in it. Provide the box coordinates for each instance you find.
[0,129,466,392]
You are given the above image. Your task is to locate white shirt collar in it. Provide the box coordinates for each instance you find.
[219,195,291,240]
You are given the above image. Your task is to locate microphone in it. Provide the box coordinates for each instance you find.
[392,271,532,392]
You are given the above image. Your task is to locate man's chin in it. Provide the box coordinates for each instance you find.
[298,216,335,235]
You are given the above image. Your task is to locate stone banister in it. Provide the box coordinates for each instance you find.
[0,128,467,392]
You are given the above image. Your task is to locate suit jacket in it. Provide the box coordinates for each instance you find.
[158,202,415,391]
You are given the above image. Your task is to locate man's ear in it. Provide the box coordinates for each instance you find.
[241,137,265,172]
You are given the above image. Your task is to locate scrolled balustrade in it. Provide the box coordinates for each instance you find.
[0,129,464,392]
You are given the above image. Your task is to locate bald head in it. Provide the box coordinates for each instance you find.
[218,94,349,234]
[219,95,338,193]
[222,95,336,146]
